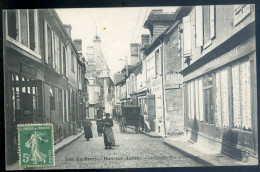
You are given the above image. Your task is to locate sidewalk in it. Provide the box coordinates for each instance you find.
[55,130,84,153]
[138,130,163,138]
[127,126,163,138]
[163,135,255,166]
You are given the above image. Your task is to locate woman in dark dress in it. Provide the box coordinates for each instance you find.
[83,117,93,141]
[102,113,115,149]
[96,118,103,136]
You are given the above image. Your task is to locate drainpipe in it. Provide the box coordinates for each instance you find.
[159,37,167,138]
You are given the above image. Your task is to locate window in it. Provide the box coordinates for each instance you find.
[7,10,17,40]
[63,90,67,123]
[54,33,60,73]
[49,87,55,110]
[11,72,41,123]
[62,45,66,75]
[44,22,53,66]
[231,58,252,131]
[234,5,251,26]
[183,15,191,57]
[155,49,161,77]
[28,10,35,51]
[71,52,74,72]
[58,89,63,123]
[20,10,29,46]
[6,10,39,54]
[203,74,214,124]
[195,6,215,48]
[94,92,99,103]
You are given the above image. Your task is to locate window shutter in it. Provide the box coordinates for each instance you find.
[51,31,55,68]
[183,15,192,57]
[195,6,203,47]
[44,21,48,64]
[210,5,216,39]
[203,6,210,44]
[61,44,63,74]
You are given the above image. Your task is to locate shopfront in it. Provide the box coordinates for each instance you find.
[183,36,257,161]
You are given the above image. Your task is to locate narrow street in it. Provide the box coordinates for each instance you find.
[51,122,202,169]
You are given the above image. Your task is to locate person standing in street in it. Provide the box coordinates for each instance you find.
[96,117,103,136]
[83,117,93,141]
[102,113,115,149]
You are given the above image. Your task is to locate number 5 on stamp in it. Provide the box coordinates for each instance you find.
[18,124,55,168]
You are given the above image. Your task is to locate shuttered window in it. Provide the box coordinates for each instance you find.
[183,15,192,57]
[195,6,203,47]
[234,5,251,26]
[203,6,210,45]
[195,5,215,48]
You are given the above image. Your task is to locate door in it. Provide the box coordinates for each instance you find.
[21,93,33,123]
[204,88,215,136]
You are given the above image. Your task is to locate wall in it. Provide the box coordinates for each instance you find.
[163,22,184,134]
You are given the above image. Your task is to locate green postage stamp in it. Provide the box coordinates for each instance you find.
[18,124,54,168]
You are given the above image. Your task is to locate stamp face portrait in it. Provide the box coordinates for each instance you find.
[18,124,54,168]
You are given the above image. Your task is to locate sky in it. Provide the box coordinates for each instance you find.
[56,7,177,79]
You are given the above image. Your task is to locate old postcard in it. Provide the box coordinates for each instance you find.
[4,5,258,170]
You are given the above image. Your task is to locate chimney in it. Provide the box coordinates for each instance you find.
[63,24,72,37]
[141,34,150,47]
[73,39,82,52]
[144,9,175,43]
[130,43,139,65]
[150,9,163,14]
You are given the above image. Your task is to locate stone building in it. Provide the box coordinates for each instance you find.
[86,34,114,119]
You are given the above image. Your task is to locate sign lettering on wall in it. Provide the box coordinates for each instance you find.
[184,38,255,82]
[165,73,182,89]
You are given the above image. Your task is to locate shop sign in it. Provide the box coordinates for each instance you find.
[165,73,182,89]
[184,37,255,82]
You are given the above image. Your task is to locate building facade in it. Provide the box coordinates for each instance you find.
[4,9,86,164]
[180,5,257,162]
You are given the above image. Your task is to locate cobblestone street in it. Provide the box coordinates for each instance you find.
[50,122,202,169]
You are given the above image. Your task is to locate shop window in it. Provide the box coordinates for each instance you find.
[7,10,17,40]
[49,87,55,110]
[231,58,252,131]
[220,67,229,127]
[203,74,214,124]
[12,74,21,109]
